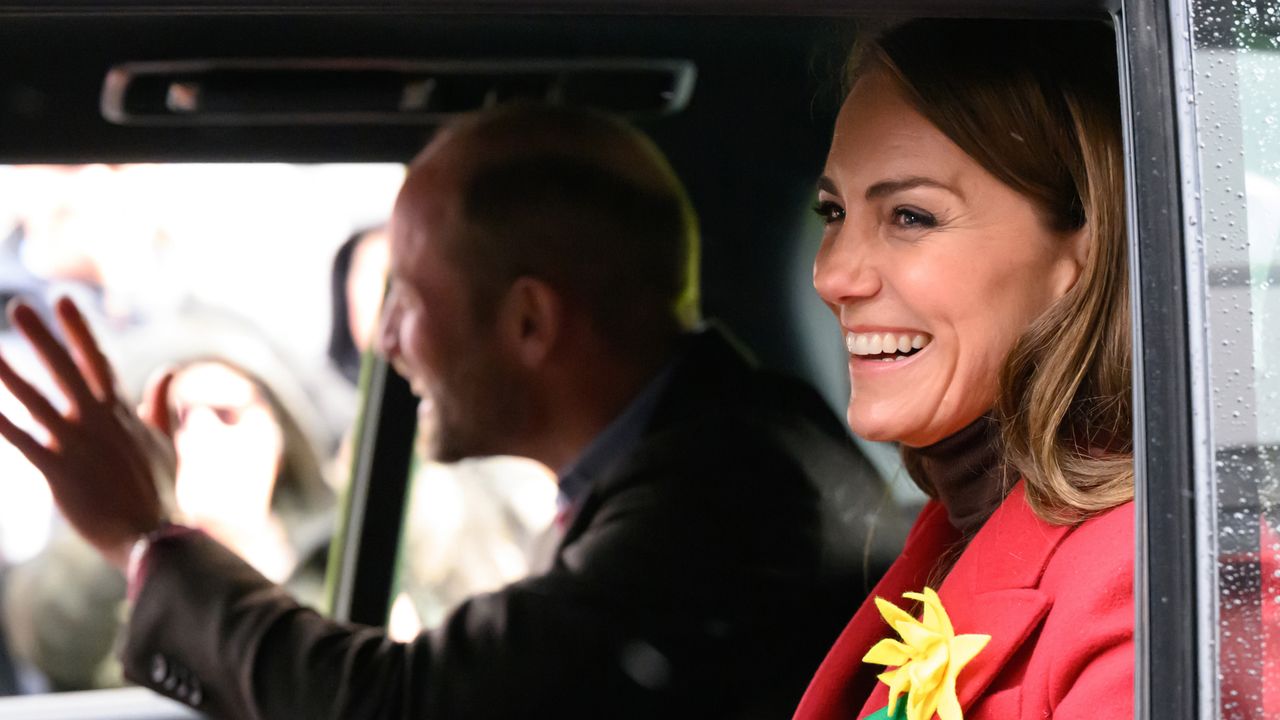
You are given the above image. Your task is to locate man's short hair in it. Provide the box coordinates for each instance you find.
[436,103,701,357]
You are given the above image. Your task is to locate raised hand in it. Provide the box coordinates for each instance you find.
[0,297,178,570]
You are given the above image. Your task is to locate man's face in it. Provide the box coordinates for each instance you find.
[378,147,528,463]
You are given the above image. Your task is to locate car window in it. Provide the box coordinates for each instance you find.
[1185,1,1280,715]
[0,7,1143,717]
[388,452,558,637]
[0,162,402,696]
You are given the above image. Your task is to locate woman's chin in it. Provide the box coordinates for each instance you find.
[845,404,912,444]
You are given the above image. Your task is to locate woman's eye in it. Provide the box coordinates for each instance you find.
[812,200,846,225]
[892,207,937,229]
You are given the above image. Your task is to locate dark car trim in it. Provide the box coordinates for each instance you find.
[1120,0,1200,717]
[0,0,1118,18]
[330,356,418,625]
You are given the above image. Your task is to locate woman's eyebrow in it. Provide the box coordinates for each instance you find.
[816,175,839,195]
[864,176,964,201]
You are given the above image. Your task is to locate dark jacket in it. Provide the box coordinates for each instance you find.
[121,328,907,719]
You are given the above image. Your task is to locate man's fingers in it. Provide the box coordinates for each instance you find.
[0,353,65,434]
[55,297,119,404]
[9,301,98,414]
[0,410,51,472]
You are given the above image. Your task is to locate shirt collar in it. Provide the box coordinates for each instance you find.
[555,352,681,512]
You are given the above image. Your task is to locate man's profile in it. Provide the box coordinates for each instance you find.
[0,103,905,719]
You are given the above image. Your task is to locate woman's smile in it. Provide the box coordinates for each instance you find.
[844,329,932,372]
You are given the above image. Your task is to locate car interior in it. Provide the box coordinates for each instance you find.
[0,0,1248,717]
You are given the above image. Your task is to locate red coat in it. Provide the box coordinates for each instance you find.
[793,482,1133,719]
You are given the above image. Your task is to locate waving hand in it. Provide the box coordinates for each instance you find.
[0,297,177,570]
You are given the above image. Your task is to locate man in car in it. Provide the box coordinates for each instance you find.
[0,102,905,719]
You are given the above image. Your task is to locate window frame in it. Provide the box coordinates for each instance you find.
[328,355,418,625]
[1121,0,1208,717]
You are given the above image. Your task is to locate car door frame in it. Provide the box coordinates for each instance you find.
[1120,0,1204,718]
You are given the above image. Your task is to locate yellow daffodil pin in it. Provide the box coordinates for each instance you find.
[861,587,990,720]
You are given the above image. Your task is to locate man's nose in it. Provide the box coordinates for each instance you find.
[812,226,882,307]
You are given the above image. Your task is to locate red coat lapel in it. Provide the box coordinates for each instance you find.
[856,483,1071,717]
[792,501,959,720]
[941,483,1068,711]
[796,482,1075,720]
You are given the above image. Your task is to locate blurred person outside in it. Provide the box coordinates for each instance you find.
[0,103,905,718]
[164,356,334,593]
[0,165,137,577]
[0,161,404,448]
[0,162,393,564]
[329,224,557,637]
[0,162,399,695]
[0,164,162,694]
[2,343,334,692]
[328,225,392,386]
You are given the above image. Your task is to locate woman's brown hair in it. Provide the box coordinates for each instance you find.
[852,19,1132,524]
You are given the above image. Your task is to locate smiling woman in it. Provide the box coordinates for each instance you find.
[813,67,1090,451]
[797,18,1134,720]
[814,19,1130,522]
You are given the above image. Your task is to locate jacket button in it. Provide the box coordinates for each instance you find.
[173,665,190,699]
[150,654,169,685]
[189,678,203,707]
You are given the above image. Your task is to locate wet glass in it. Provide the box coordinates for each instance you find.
[1188,1,1280,716]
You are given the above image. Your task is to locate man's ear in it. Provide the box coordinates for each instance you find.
[1050,223,1091,300]
[499,277,563,368]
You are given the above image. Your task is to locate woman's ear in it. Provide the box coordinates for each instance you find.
[499,277,563,369]
[1051,223,1092,300]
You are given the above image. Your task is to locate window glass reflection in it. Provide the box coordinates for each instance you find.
[1190,1,1280,715]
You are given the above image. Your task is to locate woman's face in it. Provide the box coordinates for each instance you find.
[813,69,1087,447]
[170,361,283,531]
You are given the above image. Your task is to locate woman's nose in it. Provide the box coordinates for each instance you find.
[813,226,882,307]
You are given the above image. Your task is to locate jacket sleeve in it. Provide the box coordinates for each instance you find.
[121,437,843,720]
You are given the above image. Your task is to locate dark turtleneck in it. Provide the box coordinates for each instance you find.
[828,415,1011,709]
[901,414,1008,536]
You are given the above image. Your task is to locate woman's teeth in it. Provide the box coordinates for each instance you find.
[845,332,930,359]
